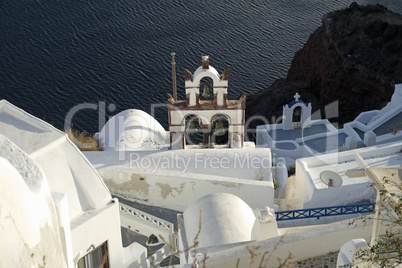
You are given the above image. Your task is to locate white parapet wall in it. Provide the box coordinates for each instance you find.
[337,239,369,267]
[99,169,274,211]
[84,148,275,211]
[195,215,382,267]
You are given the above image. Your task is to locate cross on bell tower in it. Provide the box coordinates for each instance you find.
[294,92,300,102]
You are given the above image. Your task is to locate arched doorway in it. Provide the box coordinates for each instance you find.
[199,77,213,100]
[184,115,203,146]
[292,106,302,128]
[211,114,229,146]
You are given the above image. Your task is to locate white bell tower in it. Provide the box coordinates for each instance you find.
[282,92,312,130]
[168,55,246,149]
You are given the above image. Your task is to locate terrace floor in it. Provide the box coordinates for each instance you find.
[373,111,402,136]
[300,132,348,153]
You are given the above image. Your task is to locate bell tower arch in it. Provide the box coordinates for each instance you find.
[184,55,229,108]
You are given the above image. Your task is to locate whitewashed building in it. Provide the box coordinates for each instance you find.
[256,93,338,165]
[85,56,278,212]
[256,84,402,165]
[1,67,399,267]
[286,141,401,209]
[0,100,147,267]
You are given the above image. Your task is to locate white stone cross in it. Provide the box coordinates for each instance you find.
[294,92,300,102]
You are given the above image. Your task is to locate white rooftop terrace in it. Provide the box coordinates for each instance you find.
[267,121,331,141]
[287,141,402,209]
[257,84,402,165]
[0,100,151,267]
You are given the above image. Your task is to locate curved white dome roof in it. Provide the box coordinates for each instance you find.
[0,151,65,267]
[183,193,257,248]
[0,100,112,220]
[99,109,168,151]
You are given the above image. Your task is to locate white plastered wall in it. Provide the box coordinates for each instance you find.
[84,148,275,211]
[69,200,146,267]
[0,137,66,267]
[197,216,379,267]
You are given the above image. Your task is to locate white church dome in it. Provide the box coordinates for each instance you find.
[183,193,257,248]
[99,109,168,151]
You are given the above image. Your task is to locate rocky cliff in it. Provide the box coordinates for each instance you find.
[246,3,402,133]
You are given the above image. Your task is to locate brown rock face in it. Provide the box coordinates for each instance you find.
[246,3,402,135]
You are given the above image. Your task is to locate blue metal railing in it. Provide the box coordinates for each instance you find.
[276,203,375,221]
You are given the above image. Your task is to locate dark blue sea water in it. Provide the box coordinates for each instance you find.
[1,0,401,132]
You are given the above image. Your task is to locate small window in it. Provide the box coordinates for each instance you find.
[77,241,109,268]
